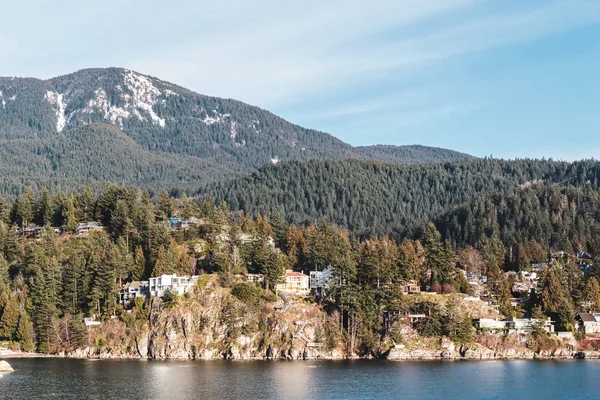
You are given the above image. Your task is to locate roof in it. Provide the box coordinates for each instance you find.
[578,313,597,322]
[285,271,308,277]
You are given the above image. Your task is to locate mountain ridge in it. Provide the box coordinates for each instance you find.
[0,67,472,195]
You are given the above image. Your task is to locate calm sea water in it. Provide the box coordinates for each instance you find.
[1,358,599,399]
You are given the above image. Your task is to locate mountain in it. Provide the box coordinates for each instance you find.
[0,68,470,195]
[205,158,600,239]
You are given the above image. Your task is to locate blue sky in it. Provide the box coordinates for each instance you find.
[1,0,599,159]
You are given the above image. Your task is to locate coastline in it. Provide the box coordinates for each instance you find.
[4,348,600,361]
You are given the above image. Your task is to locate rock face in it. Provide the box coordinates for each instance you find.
[68,279,345,360]
[0,361,14,373]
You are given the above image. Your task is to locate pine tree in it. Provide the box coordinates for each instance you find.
[157,190,174,221]
[131,246,146,281]
[584,277,600,312]
[36,188,54,227]
[15,188,35,227]
[16,310,34,352]
[0,296,19,339]
[152,246,172,276]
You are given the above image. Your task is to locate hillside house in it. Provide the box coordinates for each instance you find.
[276,270,310,296]
[576,313,600,334]
[168,218,194,229]
[246,273,265,284]
[76,222,103,235]
[119,281,149,305]
[309,265,333,295]
[149,274,199,298]
[530,263,548,272]
[23,226,43,239]
[402,280,421,294]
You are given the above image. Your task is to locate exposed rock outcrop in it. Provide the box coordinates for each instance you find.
[0,361,14,373]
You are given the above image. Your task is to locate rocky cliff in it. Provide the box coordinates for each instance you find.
[67,277,344,360]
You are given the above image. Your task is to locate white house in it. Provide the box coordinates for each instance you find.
[119,281,149,305]
[475,317,554,333]
[276,270,310,296]
[246,273,265,284]
[309,265,332,294]
[149,274,199,297]
[576,313,600,334]
[75,221,104,235]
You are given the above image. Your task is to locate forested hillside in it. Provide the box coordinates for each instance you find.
[0,123,237,195]
[206,158,600,239]
[1,184,600,355]
[0,68,469,196]
[435,185,600,253]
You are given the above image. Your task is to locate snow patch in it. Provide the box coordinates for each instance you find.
[44,91,67,132]
[85,88,131,128]
[230,121,245,147]
[250,119,261,134]
[79,71,167,128]
[122,71,166,127]
[202,111,230,125]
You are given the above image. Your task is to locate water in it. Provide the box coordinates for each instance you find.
[1,358,599,399]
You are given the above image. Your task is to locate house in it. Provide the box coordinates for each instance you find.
[76,222,103,235]
[576,313,600,334]
[577,263,593,273]
[119,281,149,305]
[84,318,101,328]
[530,263,548,272]
[475,317,554,333]
[475,318,509,331]
[383,311,426,331]
[521,271,538,282]
[576,251,592,260]
[402,280,421,295]
[276,270,310,296]
[309,265,333,295]
[246,273,265,284]
[168,218,193,229]
[506,317,554,333]
[512,281,534,293]
[148,274,199,297]
[23,226,43,239]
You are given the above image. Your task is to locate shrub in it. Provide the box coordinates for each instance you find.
[231,283,263,305]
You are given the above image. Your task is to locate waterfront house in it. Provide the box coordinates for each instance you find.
[119,281,149,305]
[475,317,554,333]
[475,318,509,331]
[149,274,199,297]
[576,313,600,334]
[276,270,310,296]
[76,221,103,235]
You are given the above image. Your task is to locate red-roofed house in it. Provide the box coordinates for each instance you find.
[276,270,310,295]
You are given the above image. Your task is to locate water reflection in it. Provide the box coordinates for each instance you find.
[3,359,600,399]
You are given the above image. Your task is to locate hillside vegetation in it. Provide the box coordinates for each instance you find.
[206,158,600,239]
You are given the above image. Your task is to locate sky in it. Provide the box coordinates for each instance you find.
[1,0,599,159]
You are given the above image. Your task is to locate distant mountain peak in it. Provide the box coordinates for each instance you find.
[0,67,472,196]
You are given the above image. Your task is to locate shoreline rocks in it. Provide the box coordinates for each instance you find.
[0,360,14,373]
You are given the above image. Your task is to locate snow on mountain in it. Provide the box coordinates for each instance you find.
[44,91,67,132]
